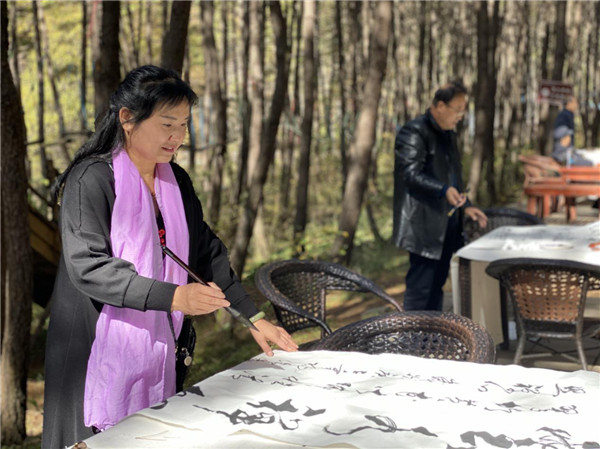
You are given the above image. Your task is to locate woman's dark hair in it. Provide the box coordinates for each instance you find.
[432,80,468,106]
[53,65,198,200]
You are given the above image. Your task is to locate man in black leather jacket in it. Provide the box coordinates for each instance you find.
[392,82,487,311]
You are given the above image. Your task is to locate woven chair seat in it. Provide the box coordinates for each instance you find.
[255,260,403,344]
[463,207,543,244]
[310,311,496,364]
[486,258,600,370]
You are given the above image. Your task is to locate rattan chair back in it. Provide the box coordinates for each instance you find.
[310,311,495,363]
[463,208,543,244]
[486,258,600,370]
[255,260,403,339]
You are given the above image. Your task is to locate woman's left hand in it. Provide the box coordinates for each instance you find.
[250,319,299,356]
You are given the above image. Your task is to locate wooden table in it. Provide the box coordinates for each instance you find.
[76,350,600,448]
[524,182,600,222]
[451,223,600,346]
[520,154,599,222]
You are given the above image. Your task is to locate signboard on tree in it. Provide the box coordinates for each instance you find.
[537,80,573,105]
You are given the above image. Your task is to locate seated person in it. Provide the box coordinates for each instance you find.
[552,126,593,166]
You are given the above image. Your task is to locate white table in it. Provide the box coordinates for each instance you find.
[79,350,599,448]
[577,148,600,166]
[451,222,600,345]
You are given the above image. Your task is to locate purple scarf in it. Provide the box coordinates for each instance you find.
[84,148,189,430]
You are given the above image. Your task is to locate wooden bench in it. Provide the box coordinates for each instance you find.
[524,182,600,222]
[559,166,600,183]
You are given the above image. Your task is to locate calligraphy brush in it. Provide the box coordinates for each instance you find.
[161,245,258,331]
[447,187,471,217]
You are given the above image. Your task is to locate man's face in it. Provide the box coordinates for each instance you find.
[433,94,467,131]
[566,97,578,112]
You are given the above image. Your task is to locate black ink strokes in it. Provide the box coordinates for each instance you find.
[324,382,352,391]
[248,399,298,413]
[552,385,586,398]
[460,431,517,448]
[187,385,204,396]
[271,376,299,387]
[437,396,478,407]
[150,400,168,410]
[193,398,326,431]
[175,385,204,397]
[303,407,326,417]
[478,381,586,398]
[232,371,265,383]
[454,427,599,449]
[194,405,276,426]
[325,414,437,438]
[484,402,579,415]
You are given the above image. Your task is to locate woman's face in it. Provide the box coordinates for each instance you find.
[121,101,190,166]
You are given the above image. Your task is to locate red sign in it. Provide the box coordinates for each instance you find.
[537,80,573,105]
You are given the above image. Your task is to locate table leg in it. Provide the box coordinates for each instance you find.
[566,197,577,223]
[542,195,551,218]
[527,195,537,216]
[458,258,472,319]
[499,285,509,350]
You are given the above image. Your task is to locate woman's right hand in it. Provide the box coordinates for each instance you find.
[171,282,230,315]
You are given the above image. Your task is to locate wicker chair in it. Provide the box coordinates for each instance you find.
[310,311,496,364]
[486,258,600,370]
[463,207,543,244]
[255,260,403,346]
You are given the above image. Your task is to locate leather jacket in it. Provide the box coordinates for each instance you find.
[392,110,466,260]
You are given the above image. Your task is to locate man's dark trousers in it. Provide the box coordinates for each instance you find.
[403,218,459,311]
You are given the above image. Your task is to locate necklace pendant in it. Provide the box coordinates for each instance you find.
[184,355,192,366]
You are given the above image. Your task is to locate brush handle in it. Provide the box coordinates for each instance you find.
[161,245,258,331]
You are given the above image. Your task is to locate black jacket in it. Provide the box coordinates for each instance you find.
[553,108,575,132]
[392,110,466,260]
[42,159,259,449]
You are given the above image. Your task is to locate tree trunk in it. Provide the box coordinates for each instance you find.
[38,0,70,166]
[230,0,289,276]
[335,1,348,190]
[537,2,568,155]
[1,2,34,442]
[331,1,392,263]
[145,2,153,64]
[277,1,301,226]
[92,0,120,122]
[293,0,316,243]
[548,0,568,152]
[234,1,251,204]
[160,0,191,75]
[9,2,20,97]
[80,0,88,131]
[348,1,361,118]
[201,1,227,229]
[500,1,525,191]
[162,0,169,41]
[468,0,500,205]
[32,0,47,180]
[416,2,427,113]
[581,28,591,148]
[592,3,600,146]
[485,1,501,203]
[246,1,264,184]
[125,2,139,68]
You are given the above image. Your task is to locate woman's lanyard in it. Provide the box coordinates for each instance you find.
[156,208,178,353]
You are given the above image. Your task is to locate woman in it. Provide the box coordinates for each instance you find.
[42,65,298,448]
